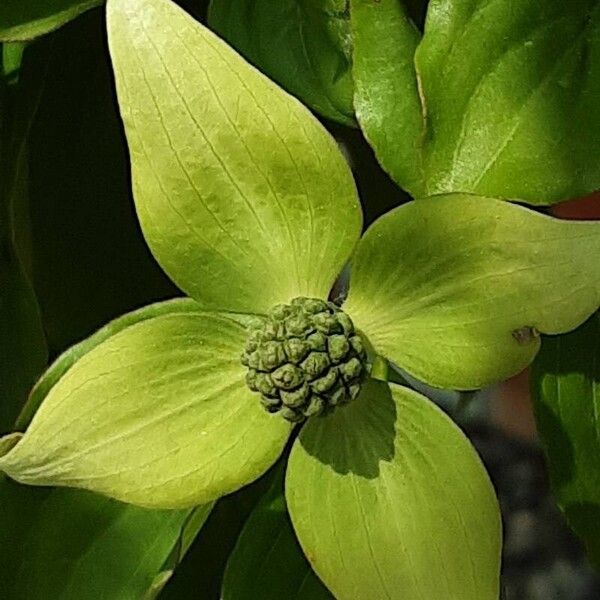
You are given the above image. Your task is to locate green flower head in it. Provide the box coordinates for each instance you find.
[2,0,600,598]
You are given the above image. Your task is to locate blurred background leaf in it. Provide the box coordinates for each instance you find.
[160,461,279,599]
[222,465,332,600]
[0,43,48,432]
[0,0,102,42]
[532,313,600,566]
[208,0,355,126]
[26,9,179,354]
[0,477,212,600]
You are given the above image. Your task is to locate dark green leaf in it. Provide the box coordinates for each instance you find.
[413,0,600,204]
[531,313,600,565]
[0,0,102,42]
[161,466,277,600]
[208,0,355,125]
[0,43,48,432]
[350,0,425,197]
[27,11,177,353]
[222,467,332,600]
[0,477,212,600]
[0,253,46,432]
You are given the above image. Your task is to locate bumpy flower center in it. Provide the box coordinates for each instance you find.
[241,297,368,423]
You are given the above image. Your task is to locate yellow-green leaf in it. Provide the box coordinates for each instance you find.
[107,0,362,314]
[346,194,600,389]
[0,310,290,508]
[286,380,501,600]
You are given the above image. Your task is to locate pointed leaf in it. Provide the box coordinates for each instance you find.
[0,477,212,600]
[208,0,355,126]
[107,0,362,314]
[286,380,501,600]
[222,466,332,600]
[411,0,600,204]
[350,0,425,197]
[346,194,600,389]
[0,310,290,507]
[531,313,600,565]
[0,0,102,42]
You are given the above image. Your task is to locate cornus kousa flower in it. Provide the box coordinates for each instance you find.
[2,0,600,598]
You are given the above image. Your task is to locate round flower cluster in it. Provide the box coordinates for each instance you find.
[241,297,368,422]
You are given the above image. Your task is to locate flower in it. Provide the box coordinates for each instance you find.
[1,0,600,597]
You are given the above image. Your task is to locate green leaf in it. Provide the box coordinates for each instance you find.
[345,194,600,390]
[0,309,291,507]
[16,297,204,430]
[350,0,425,197]
[107,0,362,315]
[0,0,102,42]
[286,379,501,600]
[531,313,600,565]
[0,251,47,432]
[222,466,332,600]
[0,477,212,600]
[160,470,276,600]
[0,43,48,432]
[410,0,600,204]
[208,0,355,126]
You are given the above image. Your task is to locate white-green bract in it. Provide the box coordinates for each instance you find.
[2,0,600,598]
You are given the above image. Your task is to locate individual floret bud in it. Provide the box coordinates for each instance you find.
[271,364,304,390]
[327,334,350,363]
[301,352,331,380]
[284,338,311,364]
[280,383,310,408]
[306,332,327,351]
[313,312,342,334]
[311,369,338,394]
[259,341,287,370]
[339,357,363,382]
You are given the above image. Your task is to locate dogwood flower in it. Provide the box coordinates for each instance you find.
[2,0,600,598]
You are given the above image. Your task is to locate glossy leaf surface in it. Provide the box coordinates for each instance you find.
[346,194,600,390]
[412,0,600,203]
[531,314,600,565]
[350,0,424,197]
[208,0,354,125]
[107,0,361,314]
[222,467,331,600]
[286,380,501,600]
[0,0,102,41]
[0,310,290,507]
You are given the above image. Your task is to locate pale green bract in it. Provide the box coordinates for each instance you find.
[1,0,600,598]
